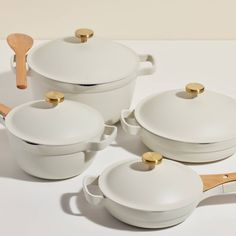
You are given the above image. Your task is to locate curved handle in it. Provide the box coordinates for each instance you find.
[83,176,104,206]
[138,54,156,76]
[87,125,117,151]
[120,109,141,135]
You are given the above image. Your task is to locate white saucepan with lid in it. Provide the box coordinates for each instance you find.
[7,29,156,124]
[83,152,236,228]
[121,83,236,162]
[0,91,117,179]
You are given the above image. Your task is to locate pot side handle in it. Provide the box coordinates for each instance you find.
[87,125,117,151]
[201,172,236,200]
[138,54,156,76]
[0,103,11,126]
[120,109,141,135]
[83,176,104,206]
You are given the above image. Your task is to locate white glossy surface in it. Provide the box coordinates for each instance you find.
[1,40,236,235]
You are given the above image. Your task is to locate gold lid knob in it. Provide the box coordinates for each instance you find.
[46,91,64,105]
[75,28,94,43]
[142,152,163,165]
[185,83,205,97]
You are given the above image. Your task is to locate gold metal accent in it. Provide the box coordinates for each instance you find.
[142,152,163,165]
[45,91,64,105]
[75,28,94,43]
[185,83,205,97]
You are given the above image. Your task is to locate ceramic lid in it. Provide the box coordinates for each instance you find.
[135,83,236,143]
[99,152,203,211]
[5,91,104,145]
[27,28,139,85]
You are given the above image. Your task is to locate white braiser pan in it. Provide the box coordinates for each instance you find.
[83,152,236,228]
[121,83,236,163]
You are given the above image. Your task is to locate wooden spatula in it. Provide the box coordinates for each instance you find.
[7,33,33,89]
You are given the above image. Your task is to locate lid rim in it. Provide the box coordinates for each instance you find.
[5,100,105,146]
[134,90,236,144]
[27,38,140,85]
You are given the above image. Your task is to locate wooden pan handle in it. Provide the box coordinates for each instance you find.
[15,53,27,89]
[0,103,11,117]
[201,172,236,192]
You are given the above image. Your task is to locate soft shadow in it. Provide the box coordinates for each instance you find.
[0,70,33,107]
[0,128,48,182]
[63,37,81,44]
[199,194,236,207]
[112,122,149,156]
[175,91,194,99]
[30,101,55,109]
[130,162,155,172]
[60,189,160,231]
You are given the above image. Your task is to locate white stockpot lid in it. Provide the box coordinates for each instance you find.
[5,91,104,145]
[135,83,236,143]
[99,152,203,211]
[27,28,139,85]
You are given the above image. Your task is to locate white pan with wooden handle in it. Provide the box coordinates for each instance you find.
[83,152,236,228]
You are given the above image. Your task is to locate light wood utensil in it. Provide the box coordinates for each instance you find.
[7,33,33,89]
[201,172,236,191]
[0,103,11,117]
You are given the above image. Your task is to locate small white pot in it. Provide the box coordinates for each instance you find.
[0,92,117,179]
[83,152,236,228]
[121,83,236,163]
[9,29,156,124]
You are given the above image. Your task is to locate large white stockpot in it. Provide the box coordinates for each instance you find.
[83,152,236,228]
[121,83,236,163]
[8,29,156,124]
[0,91,117,179]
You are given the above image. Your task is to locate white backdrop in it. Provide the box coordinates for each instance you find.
[0,0,236,39]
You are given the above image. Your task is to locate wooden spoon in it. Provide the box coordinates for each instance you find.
[7,33,33,89]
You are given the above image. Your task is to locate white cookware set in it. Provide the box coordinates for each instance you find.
[0,28,236,228]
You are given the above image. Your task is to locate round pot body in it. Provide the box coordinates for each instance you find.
[140,129,236,163]
[103,197,198,228]
[121,110,236,163]
[7,131,95,179]
[28,69,137,124]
